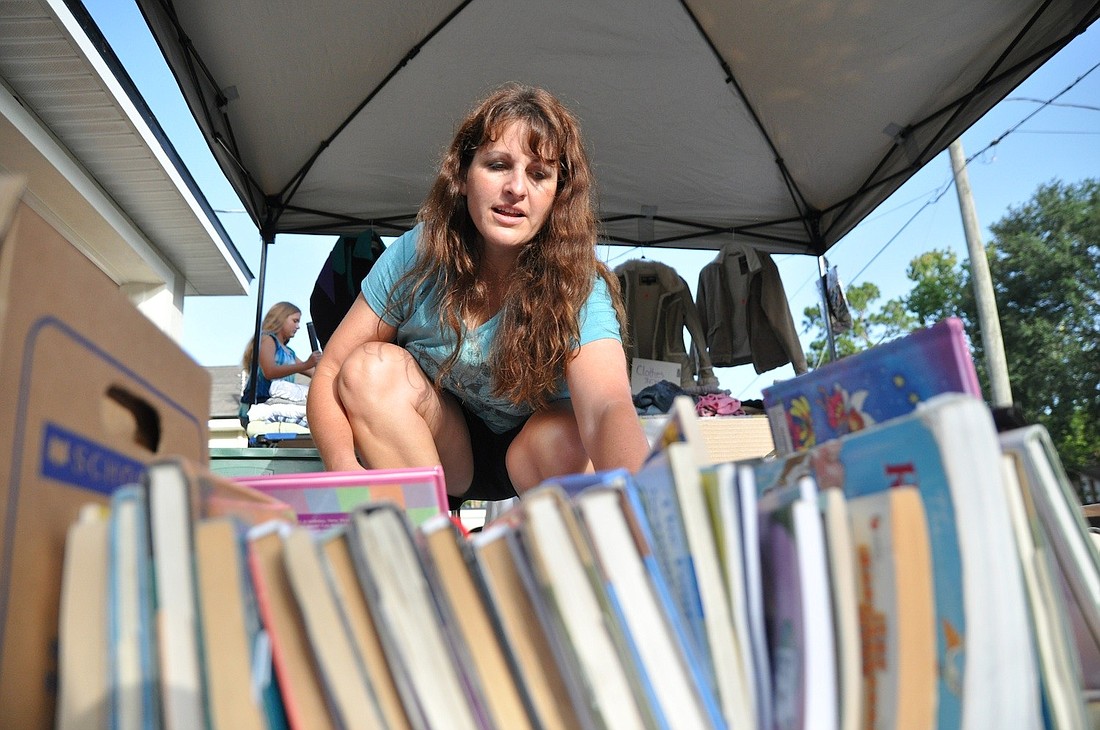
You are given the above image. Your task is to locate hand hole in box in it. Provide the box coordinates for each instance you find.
[102,385,161,452]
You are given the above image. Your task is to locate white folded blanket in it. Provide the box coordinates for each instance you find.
[269,380,309,404]
[247,402,308,428]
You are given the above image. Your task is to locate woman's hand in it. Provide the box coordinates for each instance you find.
[300,350,323,376]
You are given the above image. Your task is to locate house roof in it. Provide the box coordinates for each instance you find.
[0,0,251,296]
[207,365,311,419]
[208,365,245,419]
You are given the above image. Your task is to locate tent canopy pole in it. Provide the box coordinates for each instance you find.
[245,226,275,407]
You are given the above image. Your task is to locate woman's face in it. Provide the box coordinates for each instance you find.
[461,122,558,254]
[279,311,302,342]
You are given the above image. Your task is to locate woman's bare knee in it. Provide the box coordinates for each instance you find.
[337,343,473,485]
[507,405,591,492]
[336,342,423,417]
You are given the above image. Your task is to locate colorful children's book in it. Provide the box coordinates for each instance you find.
[762,317,981,454]
[755,393,1040,730]
[846,485,937,729]
[234,467,448,531]
[757,476,838,730]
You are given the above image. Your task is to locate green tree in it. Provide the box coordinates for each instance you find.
[973,179,1100,470]
[801,281,916,367]
[799,179,1099,471]
[904,249,969,328]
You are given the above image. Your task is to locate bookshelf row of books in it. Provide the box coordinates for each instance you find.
[53,320,1100,729]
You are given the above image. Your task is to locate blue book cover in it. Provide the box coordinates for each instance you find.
[630,453,714,700]
[543,468,633,499]
[107,484,159,730]
[762,317,981,455]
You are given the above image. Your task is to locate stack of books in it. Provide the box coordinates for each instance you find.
[52,320,1100,729]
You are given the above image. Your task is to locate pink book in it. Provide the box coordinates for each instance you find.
[233,467,448,531]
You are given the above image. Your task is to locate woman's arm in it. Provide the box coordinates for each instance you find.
[306,296,396,470]
[256,335,320,379]
[565,338,650,474]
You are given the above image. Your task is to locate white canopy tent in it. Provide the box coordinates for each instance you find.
[127,0,1097,252]
[115,0,1098,387]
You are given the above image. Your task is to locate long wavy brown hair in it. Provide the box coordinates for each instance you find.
[242,301,300,371]
[388,83,627,409]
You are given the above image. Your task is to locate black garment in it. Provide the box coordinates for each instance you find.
[309,229,386,348]
[447,402,524,510]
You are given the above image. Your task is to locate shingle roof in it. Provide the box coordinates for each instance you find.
[207,365,244,419]
[207,365,312,418]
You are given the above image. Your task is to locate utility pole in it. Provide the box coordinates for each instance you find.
[948,139,1014,408]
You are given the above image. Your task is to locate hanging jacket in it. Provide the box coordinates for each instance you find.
[614,259,718,388]
[696,243,808,374]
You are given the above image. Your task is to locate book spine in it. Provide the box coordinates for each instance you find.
[629,462,713,689]
[614,482,726,729]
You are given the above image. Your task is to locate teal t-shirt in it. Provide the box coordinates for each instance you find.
[361,224,621,433]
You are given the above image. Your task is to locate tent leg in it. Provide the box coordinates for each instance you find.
[817,255,837,363]
[245,232,273,406]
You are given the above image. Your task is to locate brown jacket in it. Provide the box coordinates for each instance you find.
[695,244,807,374]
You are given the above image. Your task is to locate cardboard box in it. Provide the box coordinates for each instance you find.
[640,413,775,463]
[0,177,211,728]
[696,414,776,463]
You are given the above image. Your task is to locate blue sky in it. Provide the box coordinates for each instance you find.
[84,2,1099,401]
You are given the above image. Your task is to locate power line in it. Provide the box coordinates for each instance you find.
[963,59,1100,165]
[1003,97,1100,112]
[1011,129,1100,135]
[839,58,1100,286]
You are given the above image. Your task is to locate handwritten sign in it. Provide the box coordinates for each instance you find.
[630,358,681,394]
